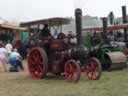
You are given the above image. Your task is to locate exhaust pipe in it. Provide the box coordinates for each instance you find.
[75,8,82,45]
[122,6,127,42]
[102,17,108,43]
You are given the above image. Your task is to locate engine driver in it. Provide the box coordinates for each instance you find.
[41,24,51,38]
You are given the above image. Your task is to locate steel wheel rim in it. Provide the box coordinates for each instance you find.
[28,48,44,78]
[64,63,79,81]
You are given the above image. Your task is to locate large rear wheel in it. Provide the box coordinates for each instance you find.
[64,60,81,82]
[28,47,48,79]
[86,58,102,80]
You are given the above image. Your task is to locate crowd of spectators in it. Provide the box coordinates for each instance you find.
[0,41,24,72]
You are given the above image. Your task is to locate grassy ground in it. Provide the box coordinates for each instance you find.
[0,61,128,96]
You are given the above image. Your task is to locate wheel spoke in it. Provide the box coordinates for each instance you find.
[69,64,73,71]
[92,71,97,79]
[72,72,78,81]
[38,64,43,72]
[65,67,70,73]
[67,74,73,81]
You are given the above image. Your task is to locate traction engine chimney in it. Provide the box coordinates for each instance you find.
[122,6,128,42]
[102,17,108,43]
[75,8,82,45]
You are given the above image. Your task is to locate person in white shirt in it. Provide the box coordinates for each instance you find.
[0,43,7,72]
[5,41,13,56]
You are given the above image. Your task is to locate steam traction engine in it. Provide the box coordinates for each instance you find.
[27,9,102,82]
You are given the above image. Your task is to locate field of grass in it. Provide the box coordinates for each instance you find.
[0,60,128,96]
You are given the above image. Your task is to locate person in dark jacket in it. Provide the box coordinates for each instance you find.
[41,24,51,37]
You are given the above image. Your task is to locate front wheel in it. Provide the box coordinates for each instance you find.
[64,60,81,82]
[86,58,102,80]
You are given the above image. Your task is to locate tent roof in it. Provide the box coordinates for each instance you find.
[20,17,70,27]
[0,24,27,30]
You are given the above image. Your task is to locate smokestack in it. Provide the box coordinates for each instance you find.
[122,6,127,41]
[75,8,82,45]
[102,17,108,43]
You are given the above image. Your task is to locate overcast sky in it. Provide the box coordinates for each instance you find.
[0,0,127,22]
